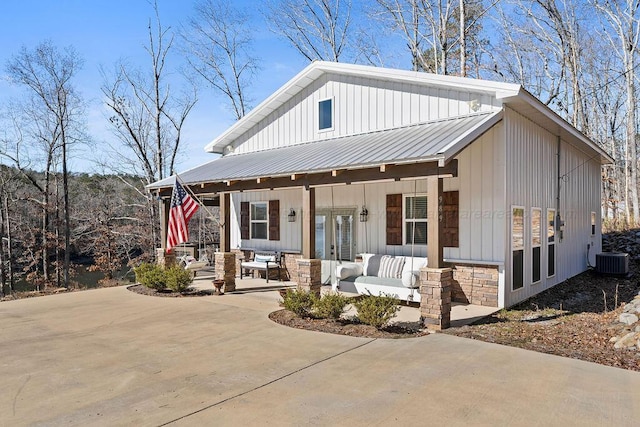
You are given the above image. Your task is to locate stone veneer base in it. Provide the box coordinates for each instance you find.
[448,263,499,308]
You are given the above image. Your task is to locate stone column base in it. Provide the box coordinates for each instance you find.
[296,258,321,296]
[419,267,453,330]
[156,248,176,267]
[215,252,236,292]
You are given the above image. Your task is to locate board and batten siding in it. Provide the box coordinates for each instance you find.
[230,188,303,252]
[504,108,602,307]
[229,73,501,154]
[229,122,506,266]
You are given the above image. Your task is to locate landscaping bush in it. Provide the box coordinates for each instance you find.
[313,291,349,319]
[353,293,400,329]
[165,266,193,293]
[134,263,166,291]
[282,289,318,317]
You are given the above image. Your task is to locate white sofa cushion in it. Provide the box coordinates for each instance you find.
[254,254,275,263]
[336,263,364,280]
[401,270,420,288]
[400,256,427,275]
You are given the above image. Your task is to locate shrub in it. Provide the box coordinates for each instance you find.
[313,291,349,319]
[134,263,166,291]
[282,289,318,317]
[165,266,193,293]
[353,293,400,329]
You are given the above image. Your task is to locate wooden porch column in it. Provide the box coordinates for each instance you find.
[298,186,321,295]
[421,175,451,329]
[155,197,175,266]
[427,176,444,268]
[216,192,235,292]
[301,186,316,259]
[159,197,170,250]
[219,192,231,253]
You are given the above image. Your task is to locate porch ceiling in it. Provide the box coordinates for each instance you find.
[149,112,501,195]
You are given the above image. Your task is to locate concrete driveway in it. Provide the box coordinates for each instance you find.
[1,284,639,426]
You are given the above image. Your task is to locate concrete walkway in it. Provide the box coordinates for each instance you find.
[0,284,638,426]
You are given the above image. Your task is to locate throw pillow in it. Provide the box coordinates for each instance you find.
[366,255,383,276]
[360,253,375,275]
[378,255,405,279]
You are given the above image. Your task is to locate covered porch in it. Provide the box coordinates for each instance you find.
[149,113,503,330]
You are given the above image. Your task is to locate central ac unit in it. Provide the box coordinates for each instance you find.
[595,252,629,275]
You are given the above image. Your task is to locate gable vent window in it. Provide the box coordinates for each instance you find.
[319,98,332,130]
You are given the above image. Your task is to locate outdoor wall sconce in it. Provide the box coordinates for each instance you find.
[359,206,368,222]
[288,208,297,222]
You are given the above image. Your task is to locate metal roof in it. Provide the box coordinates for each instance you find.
[149,112,501,190]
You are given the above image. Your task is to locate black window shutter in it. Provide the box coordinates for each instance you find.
[386,194,402,246]
[269,200,280,241]
[240,202,250,240]
[443,191,459,247]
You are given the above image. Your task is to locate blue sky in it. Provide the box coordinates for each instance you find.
[0,0,314,173]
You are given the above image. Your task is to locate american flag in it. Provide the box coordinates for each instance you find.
[166,180,199,252]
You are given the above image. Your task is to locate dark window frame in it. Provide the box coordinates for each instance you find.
[318,98,333,131]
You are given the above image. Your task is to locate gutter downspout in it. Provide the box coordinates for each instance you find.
[556,136,563,242]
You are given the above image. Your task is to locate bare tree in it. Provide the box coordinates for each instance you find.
[5,41,85,288]
[182,0,258,120]
[102,1,196,250]
[594,0,640,225]
[265,0,353,62]
[372,0,428,71]
[0,165,19,296]
[372,0,489,75]
[581,41,626,223]
[491,0,589,130]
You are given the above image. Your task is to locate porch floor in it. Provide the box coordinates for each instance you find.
[191,272,498,328]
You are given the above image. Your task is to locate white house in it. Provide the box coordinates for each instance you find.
[149,61,612,327]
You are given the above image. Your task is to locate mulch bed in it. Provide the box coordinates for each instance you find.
[443,229,640,372]
[127,284,216,297]
[269,309,428,339]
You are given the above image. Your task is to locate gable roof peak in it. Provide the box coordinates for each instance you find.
[205,61,522,153]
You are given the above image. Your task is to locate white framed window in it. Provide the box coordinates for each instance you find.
[512,206,525,291]
[318,98,333,131]
[591,211,596,236]
[531,208,542,284]
[250,202,268,240]
[547,209,556,278]
[404,195,427,245]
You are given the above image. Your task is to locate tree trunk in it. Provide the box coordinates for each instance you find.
[459,0,465,77]
[42,174,50,291]
[4,194,13,293]
[0,191,6,297]
[54,172,61,287]
[62,130,71,288]
[626,59,639,225]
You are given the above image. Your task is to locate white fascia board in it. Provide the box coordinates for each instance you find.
[441,111,504,161]
[204,62,321,153]
[322,62,522,95]
[499,89,614,164]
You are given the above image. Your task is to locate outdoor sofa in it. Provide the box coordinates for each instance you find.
[332,254,427,302]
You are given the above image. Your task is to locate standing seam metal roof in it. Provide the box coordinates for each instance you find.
[148,112,498,190]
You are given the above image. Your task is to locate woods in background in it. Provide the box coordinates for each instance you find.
[2,0,640,293]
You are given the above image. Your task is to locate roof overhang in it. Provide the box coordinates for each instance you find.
[499,89,614,165]
[149,112,502,196]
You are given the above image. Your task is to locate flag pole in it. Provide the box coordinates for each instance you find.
[174,173,223,228]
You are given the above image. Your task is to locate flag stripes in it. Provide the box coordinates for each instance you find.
[166,180,199,252]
